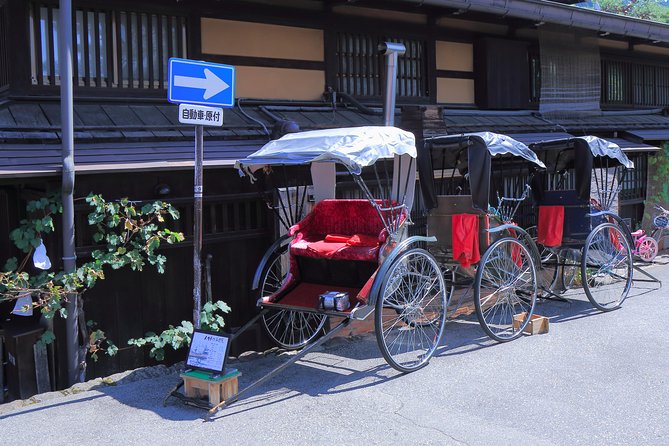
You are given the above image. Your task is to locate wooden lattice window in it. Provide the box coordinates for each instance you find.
[602,57,669,107]
[29,2,186,89]
[620,152,647,202]
[335,32,427,98]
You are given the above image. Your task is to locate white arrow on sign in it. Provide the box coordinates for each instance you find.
[173,68,230,100]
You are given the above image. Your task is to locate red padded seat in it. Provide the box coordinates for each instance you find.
[289,199,395,262]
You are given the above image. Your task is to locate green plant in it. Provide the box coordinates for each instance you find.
[128,300,231,361]
[644,142,669,229]
[0,193,185,362]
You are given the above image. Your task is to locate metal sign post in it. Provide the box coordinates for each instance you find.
[168,59,235,329]
[193,124,204,328]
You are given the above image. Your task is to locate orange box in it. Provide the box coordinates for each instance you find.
[512,312,549,335]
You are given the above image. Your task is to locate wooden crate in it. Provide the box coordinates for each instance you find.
[512,312,549,335]
[181,369,240,406]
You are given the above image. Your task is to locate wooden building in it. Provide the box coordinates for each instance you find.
[2,0,669,391]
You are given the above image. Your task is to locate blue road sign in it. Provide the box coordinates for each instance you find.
[168,58,235,108]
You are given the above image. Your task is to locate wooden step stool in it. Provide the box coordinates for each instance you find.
[180,369,240,406]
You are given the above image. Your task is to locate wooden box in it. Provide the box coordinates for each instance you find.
[513,312,549,335]
[181,369,240,406]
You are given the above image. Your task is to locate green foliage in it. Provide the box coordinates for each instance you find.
[0,193,185,354]
[127,300,231,361]
[644,142,669,227]
[594,0,669,22]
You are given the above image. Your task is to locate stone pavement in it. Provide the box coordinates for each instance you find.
[0,259,667,446]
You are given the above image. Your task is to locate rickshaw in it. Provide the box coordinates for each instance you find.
[235,125,448,375]
[528,136,636,311]
[417,132,547,341]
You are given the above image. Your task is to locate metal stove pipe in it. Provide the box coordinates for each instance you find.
[379,42,406,126]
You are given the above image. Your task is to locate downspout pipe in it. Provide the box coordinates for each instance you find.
[379,42,406,127]
[58,0,80,385]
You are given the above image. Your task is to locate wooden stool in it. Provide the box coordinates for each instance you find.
[180,369,240,406]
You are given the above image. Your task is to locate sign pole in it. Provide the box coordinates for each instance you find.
[193,124,204,328]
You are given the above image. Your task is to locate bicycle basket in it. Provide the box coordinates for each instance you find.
[653,215,669,229]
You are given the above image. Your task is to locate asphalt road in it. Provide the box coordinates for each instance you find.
[1,262,667,446]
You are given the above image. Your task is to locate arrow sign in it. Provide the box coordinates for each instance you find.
[173,68,230,100]
[168,58,236,108]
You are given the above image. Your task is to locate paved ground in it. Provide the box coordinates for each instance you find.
[1,261,667,446]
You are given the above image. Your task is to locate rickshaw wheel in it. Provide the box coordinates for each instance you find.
[259,247,327,350]
[474,237,537,342]
[375,248,447,373]
[560,248,580,291]
[581,222,633,312]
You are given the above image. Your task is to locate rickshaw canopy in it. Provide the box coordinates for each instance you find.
[419,132,545,211]
[529,136,634,202]
[236,126,417,175]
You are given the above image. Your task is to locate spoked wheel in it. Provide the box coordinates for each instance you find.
[637,237,658,263]
[560,248,580,291]
[581,222,633,312]
[259,246,327,349]
[375,248,447,373]
[474,237,537,342]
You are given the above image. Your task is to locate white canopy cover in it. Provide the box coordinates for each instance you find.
[236,126,417,175]
[581,135,635,169]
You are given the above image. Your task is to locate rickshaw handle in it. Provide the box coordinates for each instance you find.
[367,235,437,308]
[586,210,634,248]
[488,224,542,267]
[251,234,293,291]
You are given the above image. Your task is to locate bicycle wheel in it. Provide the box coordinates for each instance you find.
[259,246,327,349]
[375,248,447,373]
[561,248,579,291]
[638,237,658,263]
[651,228,665,251]
[474,237,537,342]
[581,223,633,312]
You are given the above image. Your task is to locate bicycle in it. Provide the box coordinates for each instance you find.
[630,228,658,262]
[651,204,669,250]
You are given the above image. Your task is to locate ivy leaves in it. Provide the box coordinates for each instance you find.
[128,300,231,362]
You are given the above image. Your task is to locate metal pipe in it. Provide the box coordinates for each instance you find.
[59,0,79,386]
[378,42,406,127]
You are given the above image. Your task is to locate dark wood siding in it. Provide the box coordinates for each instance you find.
[0,2,9,90]
[474,38,530,109]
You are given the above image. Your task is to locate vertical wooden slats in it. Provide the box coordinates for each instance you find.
[32,4,43,85]
[82,9,90,86]
[126,12,133,88]
[0,3,8,88]
[115,10,123,87]
[157,14,164,89]
[94,11,102,88]
[147,13,154,88]
[46,6,55,86]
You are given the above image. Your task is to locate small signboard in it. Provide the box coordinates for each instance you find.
[186,329,231,374]
[178,104,224,127]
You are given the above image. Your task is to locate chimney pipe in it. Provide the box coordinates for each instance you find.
[379,42,406,126]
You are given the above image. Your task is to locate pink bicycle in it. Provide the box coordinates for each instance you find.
[630,228,658,262]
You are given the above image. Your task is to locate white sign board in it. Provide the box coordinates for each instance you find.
[186,330,230,373]
[178,103,224,127]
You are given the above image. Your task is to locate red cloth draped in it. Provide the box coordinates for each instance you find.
[452,214,480,268]
[538,206,564,247]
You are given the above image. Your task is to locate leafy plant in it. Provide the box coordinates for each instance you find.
[128,300,231,361]
[0,193,185,366]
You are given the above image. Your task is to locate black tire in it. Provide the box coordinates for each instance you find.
[258,245,327,349]
[474,237,537,342]
[581,223,633,312]
[375,248,447,373]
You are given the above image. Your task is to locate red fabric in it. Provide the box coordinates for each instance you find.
[347,234,380,247]
[537,206,564,247]
[507,226,523,267]
[452,214,480,268]
[325,234,351,243]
